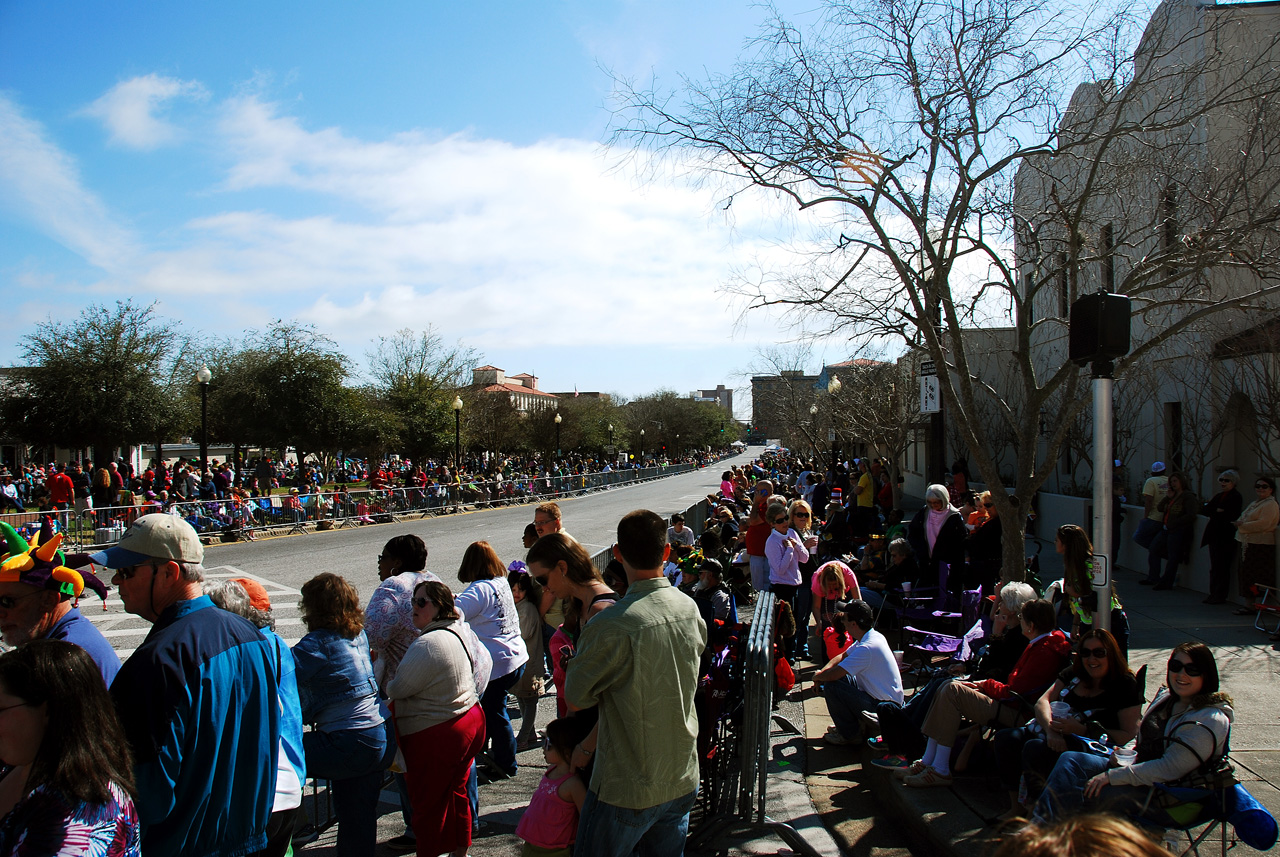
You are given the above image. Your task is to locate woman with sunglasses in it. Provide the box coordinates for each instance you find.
[906,485,967,594]
[992,629,1141,821]
[1031,642,1233,825]
[389,581,491,857]
[765,501,809,656]
[1200,471,1243,605]
[788,499,820,660]
[1232,476,1279,626]
[293,573,392,857]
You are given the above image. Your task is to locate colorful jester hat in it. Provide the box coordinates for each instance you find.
[0,518,109,601]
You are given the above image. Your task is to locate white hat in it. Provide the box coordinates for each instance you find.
[1151,461,1166,474]
[88,513,204,568]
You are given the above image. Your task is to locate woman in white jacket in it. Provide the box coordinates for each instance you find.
[454,541,529,779]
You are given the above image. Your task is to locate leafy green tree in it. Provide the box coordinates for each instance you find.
[1,300,188,462]
[367,328,480,466]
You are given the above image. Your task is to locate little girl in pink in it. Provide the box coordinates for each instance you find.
[515,716,588,856]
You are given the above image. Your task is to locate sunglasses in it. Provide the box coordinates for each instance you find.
[1167,659,1204,677]
[792,511,811,518]
[535,575,549,587]
[0,591,44,610]
[1257,484,1271,490]
[412,597,431,609]
[116,563,162,581]
[771,517,788,525]
[1080,646,1107,659]
[983,503,994,508]
[1219,478,1233,483]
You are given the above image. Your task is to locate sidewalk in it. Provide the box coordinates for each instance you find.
[800,545,1280,857]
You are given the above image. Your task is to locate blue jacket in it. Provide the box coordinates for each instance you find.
[292,629,383,732]
[111,596,280,857]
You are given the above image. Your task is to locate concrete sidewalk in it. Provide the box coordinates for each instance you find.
[800,546,1280,857]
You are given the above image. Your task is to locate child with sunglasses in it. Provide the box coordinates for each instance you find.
[1031,642,1233,826]
[514,716,589,857]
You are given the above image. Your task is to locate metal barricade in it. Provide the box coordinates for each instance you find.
[686,591,819,857]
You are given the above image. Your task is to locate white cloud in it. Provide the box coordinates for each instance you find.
[81,74,208,149]
[0,94,136,269]
[124,95,799,356]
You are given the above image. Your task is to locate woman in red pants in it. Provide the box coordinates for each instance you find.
[388,580,490,857]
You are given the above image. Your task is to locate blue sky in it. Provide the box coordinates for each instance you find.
[0,0,841,414]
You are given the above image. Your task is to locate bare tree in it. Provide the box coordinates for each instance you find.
[612,0,1280,579]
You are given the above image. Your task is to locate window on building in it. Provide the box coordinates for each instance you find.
[1101,224,1115,291]
[1164,401,1183,470]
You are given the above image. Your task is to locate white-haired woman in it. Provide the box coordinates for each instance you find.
[907,484,967,592]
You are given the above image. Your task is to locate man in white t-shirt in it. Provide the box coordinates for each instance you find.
[815,600,904,745]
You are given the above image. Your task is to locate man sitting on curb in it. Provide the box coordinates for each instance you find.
[815,599,904,745]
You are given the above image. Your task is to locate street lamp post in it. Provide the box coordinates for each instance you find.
[555,412,562,458]
[810,403,820,458]
[639,428,645,463]
[607,423,614,449]
[451,396,463,472]
[452,396,463,513]
[196,365,212,478]
[827,374,842,473]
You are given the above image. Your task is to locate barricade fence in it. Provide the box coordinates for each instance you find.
[686,592,819,856]
[0,461,712,549]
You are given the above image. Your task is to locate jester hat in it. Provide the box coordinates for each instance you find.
[0,518,109,601]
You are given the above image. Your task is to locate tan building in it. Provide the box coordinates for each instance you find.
[471,366,559,413]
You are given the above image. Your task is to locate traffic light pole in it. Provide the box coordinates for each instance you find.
[1091,359,1114,634]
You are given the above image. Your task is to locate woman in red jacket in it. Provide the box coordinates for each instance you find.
[899,599,1072,787]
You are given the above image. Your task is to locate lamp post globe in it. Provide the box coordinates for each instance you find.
[554,412,562,457]
[196,365,212,478]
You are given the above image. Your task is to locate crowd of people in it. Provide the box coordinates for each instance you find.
[0,446,1270,856]
[728,450,1262,852]
[0,496,708,857]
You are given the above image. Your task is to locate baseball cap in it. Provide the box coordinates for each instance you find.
[231,578,272,612]
[1151,461,1166,474]
[87,513,205,569]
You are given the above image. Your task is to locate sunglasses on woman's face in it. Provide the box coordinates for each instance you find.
[412,597,430,609]
[771,517,788,525]
[1167,659,1203,677]
[792,511,811,518]
[1080,646,1107,659]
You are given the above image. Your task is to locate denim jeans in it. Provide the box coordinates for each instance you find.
[822,674,882,740]
[1031,749,1111,822]
[576,788,696,857]
[793,575,814,658]
[480,665,524,776]
[304,724,391,857]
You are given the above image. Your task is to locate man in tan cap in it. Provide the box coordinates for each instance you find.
[97,514,281,857]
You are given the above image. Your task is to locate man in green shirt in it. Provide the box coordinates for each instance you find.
[565,508,708,855]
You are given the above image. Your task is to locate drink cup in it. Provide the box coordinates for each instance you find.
[893,650,906,669]
[1112,748,1137,767]
[902,582,913,594]
[1050,701,1072,720]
